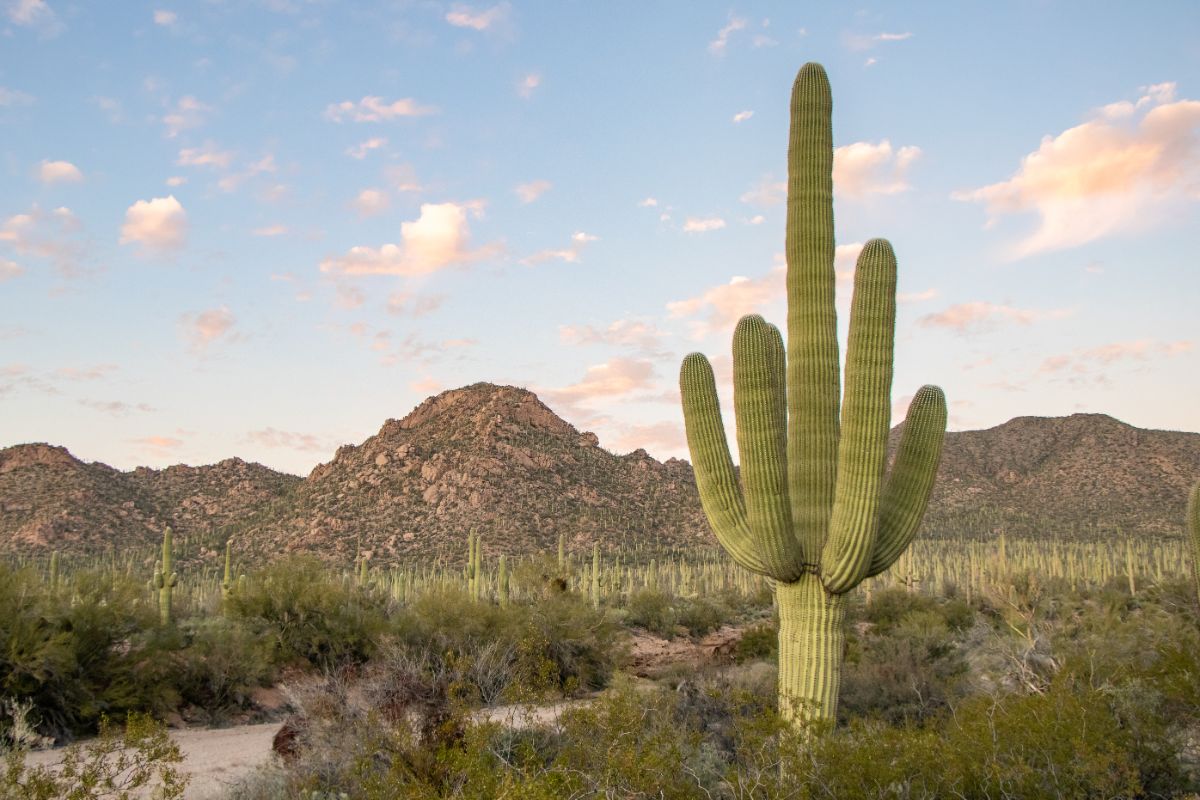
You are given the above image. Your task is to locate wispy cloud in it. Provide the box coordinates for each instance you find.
[180,306,236,351]
[345,137,387,159]
[324,96,437,122]
[0,204,83,275]
[0,86,34,106]
[515,179,552,203]
[518,72,541,99]
[445,2,510,30]
[732,110,754,124]
[521,231,598,265]
[1039,339,1192,376]
[844,30,913,52]
[953,82,1200,257]
[540,357,658,417]
[919,301,1072,333]
[245,427,331,452]
[559,318,670,357]
[0,259,24,282]
[152,9,177,26]
[176,142,234,169]
[708,14,747,55]
[162,95,211,138]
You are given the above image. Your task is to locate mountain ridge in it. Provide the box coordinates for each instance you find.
[2,383,1197,561]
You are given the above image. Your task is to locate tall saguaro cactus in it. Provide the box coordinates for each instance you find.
[679,63,947,726]
[154,527,178,626]
[1188,481,1200,608]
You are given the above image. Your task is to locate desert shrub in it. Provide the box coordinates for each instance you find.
[225,555,390,670]
[523,591,623,694]
[623,589,678,637]
[733,621,778,663]
[0,565,173,740]
[168,618,274,716]
[840,607,971,726]
[674,595,732,638]
[2,713,188,799]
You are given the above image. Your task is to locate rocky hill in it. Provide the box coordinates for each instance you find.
[1,383,1197,563]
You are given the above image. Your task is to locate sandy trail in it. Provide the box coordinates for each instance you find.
[22,722,282,800]
[19,624,748,798]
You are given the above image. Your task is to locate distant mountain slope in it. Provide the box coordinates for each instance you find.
[2,384,1197,562]
[237,383,708,562]
[917,413,1200,537]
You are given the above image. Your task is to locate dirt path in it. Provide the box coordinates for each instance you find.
[23,722,282,800]
[21,624,751,798]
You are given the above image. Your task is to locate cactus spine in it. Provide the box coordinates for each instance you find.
[154,527,178,626]
[679,63,947,727]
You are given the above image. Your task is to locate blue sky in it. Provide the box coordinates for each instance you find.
[1,1,1198,475]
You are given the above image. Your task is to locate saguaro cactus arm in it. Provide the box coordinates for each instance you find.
[867,387,948,577]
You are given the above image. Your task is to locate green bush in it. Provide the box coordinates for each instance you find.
[225,556,391,670]
[623,589,678,638]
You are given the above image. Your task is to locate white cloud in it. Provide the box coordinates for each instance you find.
[176,142,234,169]
[36,159,82,183]
[324,96,437,122]
[845,30,914,51]
[708,14,747,55]
[0,259,23,281]
[252,224,288,237]
[518,72,541,99]
[683,217,726,233]
[953,83,1200,257]
[180,306,235,351]
[610,421,687,456]
[919,301,1072,333]
[152,9,176,26]
[638,197,658,208]
[320,201,495,276]
[515,179,551,203]
[346,137,387,159]
[165,176,187,187]
[162,95,210,138]
[833,141,921,197]
[119,195,187,255]
[445,2,509,30]
[732,110,754,124]
[352,188,389,216]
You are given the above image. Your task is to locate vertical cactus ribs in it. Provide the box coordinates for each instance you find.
[679,62,948,725]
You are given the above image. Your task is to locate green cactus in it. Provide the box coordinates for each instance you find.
[1188,481,1200,608]
[221,539,234,611]
[48,550,60,600]
[591,542,601,609]
[498,554,509,608]
[679,62,947,727]
[153,527,179,626]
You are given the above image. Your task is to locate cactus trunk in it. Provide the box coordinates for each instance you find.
[777,575,846,724]
[1188,482,1200,608]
